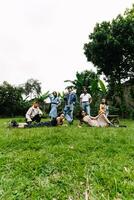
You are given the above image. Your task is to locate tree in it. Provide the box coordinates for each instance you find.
[37,91,50,113]
[23,79,41,100]
[65,70,107,115]
[84,5,134,91]
[0,82,28,116]
[84,5,134,116]
[65,70,106,96]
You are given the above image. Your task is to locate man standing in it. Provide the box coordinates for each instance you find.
[25,101,43,124]
[80,87,92,115]
[64,86,77,123]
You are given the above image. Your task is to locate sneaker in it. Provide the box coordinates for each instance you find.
[9,120,18,128]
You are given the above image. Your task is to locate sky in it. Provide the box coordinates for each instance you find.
[0,0,133,92]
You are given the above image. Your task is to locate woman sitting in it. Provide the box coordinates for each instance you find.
[78,110,112,127]
[98,98,109,117]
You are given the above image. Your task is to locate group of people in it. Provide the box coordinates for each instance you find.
[10,86,113,128]
[47,86,93,123]
[25,86,93,125]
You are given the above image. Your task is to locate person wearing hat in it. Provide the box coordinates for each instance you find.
[63,86,77,123]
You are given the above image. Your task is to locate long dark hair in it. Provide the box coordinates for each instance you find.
[57,112,64,117]
[78,110,87,122]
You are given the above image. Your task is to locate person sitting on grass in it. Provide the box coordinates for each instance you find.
[9,113,65,128]
[25,101,43,124]
[78,110,113,127]
[26,112,65,128]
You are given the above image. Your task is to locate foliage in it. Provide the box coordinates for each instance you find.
[98,79,107,94]
[65,70,101,96]
[65,70,107,115]
[0,82,29,117]
[37,91,50,114]
[84,5,134,85]
[0,80,52,117]
[84,5,134,116]
[0,118,133,199]
[23,79,42,100]
[38,91,50,103]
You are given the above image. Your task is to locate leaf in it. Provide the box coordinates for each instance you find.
[98,79,107,93]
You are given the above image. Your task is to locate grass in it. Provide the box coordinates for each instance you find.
[0,118,134,200]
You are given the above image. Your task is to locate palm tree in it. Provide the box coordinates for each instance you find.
[64,70,107,97]
[64,70,107,115]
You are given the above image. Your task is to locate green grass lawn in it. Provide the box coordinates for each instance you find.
[0,118,134,200]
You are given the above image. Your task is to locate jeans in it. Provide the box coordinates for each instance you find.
[64,104,74,123]
[81,102,90,115]
[26,114,41,124]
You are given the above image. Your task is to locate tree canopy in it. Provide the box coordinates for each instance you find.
[84,5,134,88]
[64,70,107,115]
[65,70,106,97]
[0,82,28,116]
[23,79,41,100]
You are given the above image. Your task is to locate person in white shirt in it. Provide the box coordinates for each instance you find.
[80,87,92,115]
[25,101,43,124]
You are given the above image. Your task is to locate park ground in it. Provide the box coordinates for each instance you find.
[0,118,134,200]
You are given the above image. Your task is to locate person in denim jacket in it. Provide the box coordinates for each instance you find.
[64,86,77,123]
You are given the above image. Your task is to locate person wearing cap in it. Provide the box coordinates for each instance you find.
[25,101,43,124]
[80,87,92,116]
[63,86,77,123]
